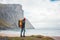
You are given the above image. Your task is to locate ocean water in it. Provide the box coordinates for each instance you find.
[0,29,60,36]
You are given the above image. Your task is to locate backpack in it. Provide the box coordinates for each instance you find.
[18,20,23,28]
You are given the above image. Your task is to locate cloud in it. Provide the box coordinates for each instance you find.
[22,0,60,29]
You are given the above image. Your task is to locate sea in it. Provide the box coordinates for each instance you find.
[0,29,60,36]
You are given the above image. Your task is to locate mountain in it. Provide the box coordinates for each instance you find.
[0,4,34,30]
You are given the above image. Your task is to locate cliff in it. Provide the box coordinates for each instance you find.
[0,4,34,30]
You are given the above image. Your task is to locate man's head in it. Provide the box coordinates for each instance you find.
[24,18,26,20]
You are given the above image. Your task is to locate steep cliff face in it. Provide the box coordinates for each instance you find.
[0,4,23,29]
[0,4,34,30]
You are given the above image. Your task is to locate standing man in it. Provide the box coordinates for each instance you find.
[18,18,26,37]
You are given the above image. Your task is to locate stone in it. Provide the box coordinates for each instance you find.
[0,4,34,30]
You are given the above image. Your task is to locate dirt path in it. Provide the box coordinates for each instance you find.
[53,36,60,40]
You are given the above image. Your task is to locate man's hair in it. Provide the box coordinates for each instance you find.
[24,18,26,21]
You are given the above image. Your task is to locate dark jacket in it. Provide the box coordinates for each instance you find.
[22,19,25,28]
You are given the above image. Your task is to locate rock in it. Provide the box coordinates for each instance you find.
[0,4,34,30]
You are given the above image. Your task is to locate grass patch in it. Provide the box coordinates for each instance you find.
[0,35,54,40]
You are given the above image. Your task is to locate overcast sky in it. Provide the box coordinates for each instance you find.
[0,0,60,29]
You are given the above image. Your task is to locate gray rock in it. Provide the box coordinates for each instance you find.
[0,4,34,30]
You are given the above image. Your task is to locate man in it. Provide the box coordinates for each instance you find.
[18,18,26,37]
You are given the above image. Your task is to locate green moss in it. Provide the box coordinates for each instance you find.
[0,19,11,27]
[0,35,54,40]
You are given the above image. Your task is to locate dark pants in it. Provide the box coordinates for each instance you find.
[21,27,25,37]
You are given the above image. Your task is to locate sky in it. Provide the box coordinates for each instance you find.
[0,0,60,29]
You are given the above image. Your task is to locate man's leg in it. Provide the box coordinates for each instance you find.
[21,28,23,37]
[23,28,25,37]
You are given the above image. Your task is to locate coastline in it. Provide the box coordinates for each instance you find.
[0,33,60,40]
[0,30,60,40]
